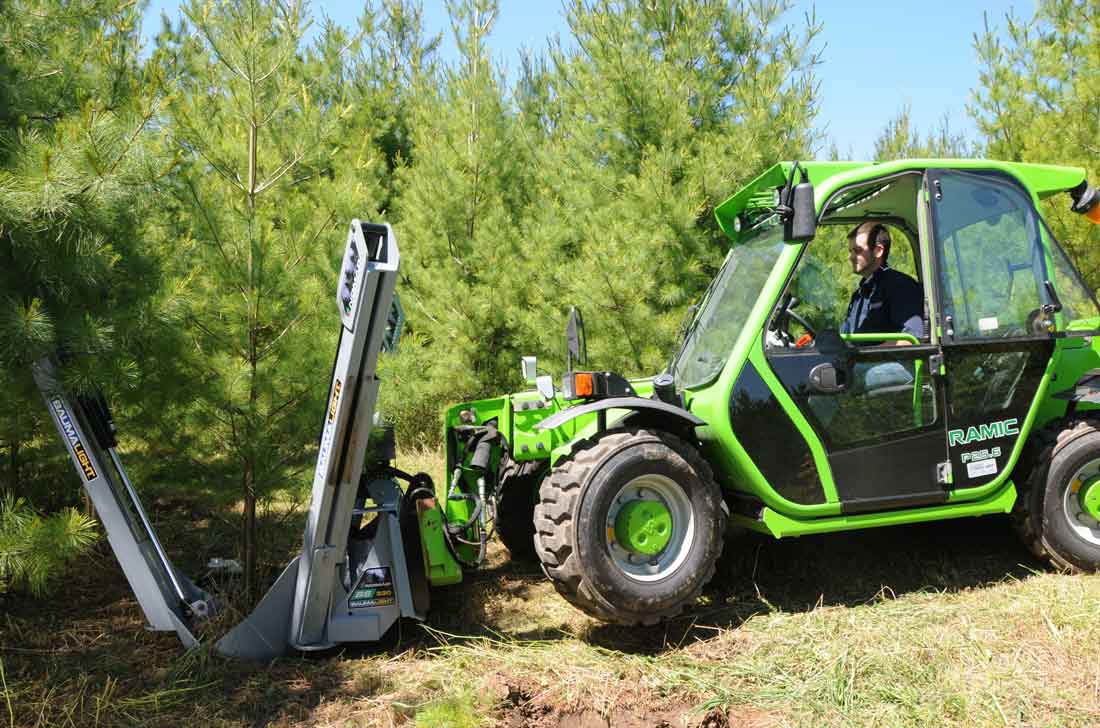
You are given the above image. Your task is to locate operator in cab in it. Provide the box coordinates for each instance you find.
[841,222,924,345]
[841,222,924,391]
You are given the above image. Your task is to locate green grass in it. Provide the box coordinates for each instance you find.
[3,451,1099,727]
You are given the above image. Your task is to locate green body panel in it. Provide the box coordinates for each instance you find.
[734,481,1018,538]
[1035,334,1100,426]
[416,499,463,586]
[716,159,1084,243]
[436,157,1100,547]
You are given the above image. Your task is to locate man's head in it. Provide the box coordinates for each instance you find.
[847,222,891,278]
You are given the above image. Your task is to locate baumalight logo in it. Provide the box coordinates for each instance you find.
[328,379,342,424]
[50,397,97,481]
[948,418,1020,447]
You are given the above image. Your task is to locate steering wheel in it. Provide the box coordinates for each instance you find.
[777,296,817,348]
[788,308,817,341]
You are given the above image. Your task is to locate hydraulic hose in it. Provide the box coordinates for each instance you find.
[387,466,487,569]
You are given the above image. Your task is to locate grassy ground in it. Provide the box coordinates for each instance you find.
[2,449,1099,727]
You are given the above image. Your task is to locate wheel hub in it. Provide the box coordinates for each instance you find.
[604,473,695,582]
[614,500,672,555]
[1077,476,1100,522]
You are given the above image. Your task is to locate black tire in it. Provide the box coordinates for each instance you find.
[533,428,725,624]
[1014,418,1100,571]
[495,459,545,561]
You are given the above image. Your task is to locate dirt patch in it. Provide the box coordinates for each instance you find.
[495,682,778,728]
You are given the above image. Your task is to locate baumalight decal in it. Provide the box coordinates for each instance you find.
[51,396,97,481]
[948,418,1020,447]
[317,380,342,476]
[327,379,342,424]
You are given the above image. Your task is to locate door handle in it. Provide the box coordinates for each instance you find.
[809,362,847,393]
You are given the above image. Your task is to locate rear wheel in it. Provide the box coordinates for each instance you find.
[1015,418,1100,570]
[533,428,725,624]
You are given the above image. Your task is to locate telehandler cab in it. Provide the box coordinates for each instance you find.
[36,160,1100,658]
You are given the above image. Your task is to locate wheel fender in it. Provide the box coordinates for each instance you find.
[535,397,705,433]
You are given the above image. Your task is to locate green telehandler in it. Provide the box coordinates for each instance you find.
[36,160,1100,657]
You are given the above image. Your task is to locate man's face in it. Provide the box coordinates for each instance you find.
[848,229,883,277]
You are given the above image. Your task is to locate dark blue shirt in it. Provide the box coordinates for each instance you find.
[841,266,924,341]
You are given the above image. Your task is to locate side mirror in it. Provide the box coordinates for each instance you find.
[785,176,816,242]
[781,163,816,242]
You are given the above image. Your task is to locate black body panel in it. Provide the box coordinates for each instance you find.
[729,362,826,505]
[829,428,947,511]
[942,340,1052,489]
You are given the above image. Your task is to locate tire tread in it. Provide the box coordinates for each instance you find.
[1013,416,1100,570]
[533,428,724,625]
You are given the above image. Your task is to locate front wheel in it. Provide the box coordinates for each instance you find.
[533,429,725,624]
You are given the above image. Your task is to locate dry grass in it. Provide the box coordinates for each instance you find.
[395,446,448,486]
[3,451,1099,727]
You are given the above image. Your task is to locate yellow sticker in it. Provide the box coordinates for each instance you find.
[327,379,342,424]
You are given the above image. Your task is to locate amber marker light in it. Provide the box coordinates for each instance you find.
[574,372,594,397]
[1070,181,1100,223]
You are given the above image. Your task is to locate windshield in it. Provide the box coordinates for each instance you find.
[672,218,785,389]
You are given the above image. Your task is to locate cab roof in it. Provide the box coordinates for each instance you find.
[714,159,1087,243]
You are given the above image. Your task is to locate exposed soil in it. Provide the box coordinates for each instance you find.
[494,682,776,728]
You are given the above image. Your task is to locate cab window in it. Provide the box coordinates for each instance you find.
[931,170,1049,339]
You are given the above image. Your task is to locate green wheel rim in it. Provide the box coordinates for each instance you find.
[1064,460,1100,546]
[614,500,673,555]
[605,473,694,583]
[1079,476,1100,522]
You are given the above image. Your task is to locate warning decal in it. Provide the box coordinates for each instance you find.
[349,566,395,609]
[50,397,97,481]
[966,458,998,478]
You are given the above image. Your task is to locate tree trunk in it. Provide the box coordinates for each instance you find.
[242,292,260,599]
[243,456,257,601]
[9,439,18,494]
[244,320,260,600]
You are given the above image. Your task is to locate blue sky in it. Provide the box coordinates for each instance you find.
[142,1,1027,159]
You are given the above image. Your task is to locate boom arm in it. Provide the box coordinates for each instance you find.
[32,361,211,646]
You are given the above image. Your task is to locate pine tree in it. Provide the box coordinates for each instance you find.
[518,0,822,376]
[873,106,973,161]
[0,493,97,596]
[304,0,440,214]
[155,0,388,597]
[971,1,1100,286]
[0,0,164,591]
[382,0,533,444]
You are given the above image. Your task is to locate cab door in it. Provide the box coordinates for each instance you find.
[753,171,950,514]
[926,169,1057,491]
